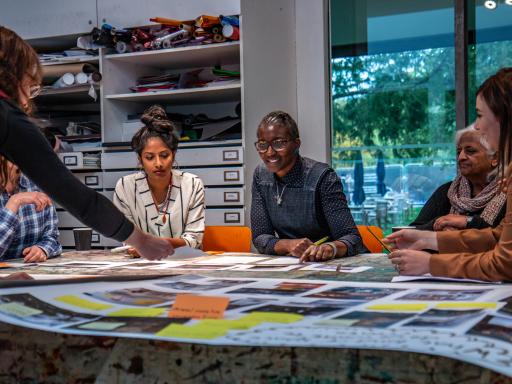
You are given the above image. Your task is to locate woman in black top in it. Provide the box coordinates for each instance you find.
[410,126,506,231]
[0,26,173,260]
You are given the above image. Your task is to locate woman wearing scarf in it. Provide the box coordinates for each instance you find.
[410,125,506,231]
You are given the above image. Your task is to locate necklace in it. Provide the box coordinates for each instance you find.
[150,177,173,224]
[275,183,287,206]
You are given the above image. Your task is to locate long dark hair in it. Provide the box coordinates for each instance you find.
[0,26,42,112]
[131,105,179,156]
[476,68,512,181]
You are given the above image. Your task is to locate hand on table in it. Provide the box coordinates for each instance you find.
[383,229,438,251]
[388,249,431,275]
[433,214,468,231]
[285,238,314,257]
[22,246,48,263]
[125,228,174,260]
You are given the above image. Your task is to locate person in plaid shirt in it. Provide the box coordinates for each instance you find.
[0,157,61,262]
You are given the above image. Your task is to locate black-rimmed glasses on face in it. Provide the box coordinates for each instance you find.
[29,85,42,99]
[254,139,291,153]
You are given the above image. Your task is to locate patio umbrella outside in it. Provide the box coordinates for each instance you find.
[352,151,366,205]
[376,150,386,196]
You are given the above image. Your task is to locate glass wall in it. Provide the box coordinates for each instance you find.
[330,1,456,231]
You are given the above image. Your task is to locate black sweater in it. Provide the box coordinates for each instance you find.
[410,181,506,231]
[0,98,134,241]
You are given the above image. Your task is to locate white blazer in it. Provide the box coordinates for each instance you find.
[113,170,205,248]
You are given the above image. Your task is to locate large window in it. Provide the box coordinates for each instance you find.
[330,0,512,232]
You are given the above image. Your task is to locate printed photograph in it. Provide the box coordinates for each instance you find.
[321,310,412,328]
[242,302,352,317]
[85,288,180,306]
[403,308,484,328]
[0,293,97,327]
[468,315,512,344]
[396,289,489,301]
[307,286,404,301]
[226,297,274,310]
[157,279,255,291]
[228,282,324,296]
[67,316,189,334]
[497,295,512,317]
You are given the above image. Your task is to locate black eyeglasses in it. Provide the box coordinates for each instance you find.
[254,139,291,153]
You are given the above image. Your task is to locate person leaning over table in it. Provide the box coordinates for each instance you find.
[383,67,512,282]
[251,110,366,263]
[0,156,61,262]
[410,125,505,231]
[113,105,205,256]
[0,26,173,261]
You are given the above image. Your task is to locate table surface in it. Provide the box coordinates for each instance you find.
[0,251,510,383]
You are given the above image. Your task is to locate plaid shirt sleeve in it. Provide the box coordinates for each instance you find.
[0,207,21,258]
[34,204,62,258]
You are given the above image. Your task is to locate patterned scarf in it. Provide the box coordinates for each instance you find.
[448,174,506,225]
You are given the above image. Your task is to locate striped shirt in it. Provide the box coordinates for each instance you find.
[113,171,205,249]
[0,175,61,260]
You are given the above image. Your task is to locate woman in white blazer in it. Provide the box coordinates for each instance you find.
[113,105,205,253]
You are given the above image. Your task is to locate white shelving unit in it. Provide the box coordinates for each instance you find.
[34,33,245,250]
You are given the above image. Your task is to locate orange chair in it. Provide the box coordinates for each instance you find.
[202,226,252,252]
[357,225,384,253]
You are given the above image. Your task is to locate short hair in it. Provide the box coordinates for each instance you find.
[131,105,179,156]
[455,124,495,157]
[257,111,299,139]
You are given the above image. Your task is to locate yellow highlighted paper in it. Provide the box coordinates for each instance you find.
[107,308,165,317]
[0,302,42,317]
[435,302,497,309]
[242,312,304,323]
[79,321,125,331]
[55,295,113,311]
[366,303,428,312]
[156,323,227,340]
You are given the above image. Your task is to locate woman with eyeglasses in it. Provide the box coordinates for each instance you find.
[0,26,173,261]
[251,110,365,262]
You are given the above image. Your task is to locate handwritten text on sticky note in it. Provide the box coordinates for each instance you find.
[169,294,229,319]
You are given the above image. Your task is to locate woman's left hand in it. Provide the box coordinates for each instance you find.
[433,214,468,231]
[388,250,431,275]
[22,246,48,263]
[299,244,335,263]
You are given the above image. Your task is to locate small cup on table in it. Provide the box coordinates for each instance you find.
[73,227,92,251]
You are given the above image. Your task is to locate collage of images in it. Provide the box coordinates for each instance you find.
[0,274,511,355]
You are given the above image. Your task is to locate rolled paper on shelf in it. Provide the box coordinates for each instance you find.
[213,34,227,43]
[195,15,221,28]
[88,72,102,84]
[74,72,89,85]
[222,25,239,40]
[150,17,194,27]
[43,63,99,83]
[220,15,240,27]
[180,24,195,32]
[211,25,222,35]
[52,72,75,88]
[193,28,210,38]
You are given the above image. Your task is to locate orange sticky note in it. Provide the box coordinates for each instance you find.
[0,263,13,268]
[168,294,229,319]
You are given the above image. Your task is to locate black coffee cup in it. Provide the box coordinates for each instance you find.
[73,228,92,251]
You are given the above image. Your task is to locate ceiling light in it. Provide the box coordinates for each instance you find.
[484,0,497,9]
[505,0,512,6]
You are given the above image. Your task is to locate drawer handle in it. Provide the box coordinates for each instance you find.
[224,170,240,181]
[63,156,78,166]
[224,212,240,223]
[224,191,240,202]
[223,150,239,161]
[85,176,99,186]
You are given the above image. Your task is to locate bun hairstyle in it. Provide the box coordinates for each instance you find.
[131,105,179,156]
